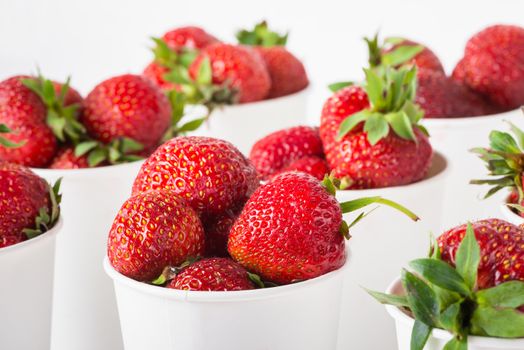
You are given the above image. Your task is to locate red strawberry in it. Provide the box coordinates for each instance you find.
[51,81,83,106]
[167,257,255,291]
[189,43,271,103]
[249,126,325,179]
[0,161,50,246]
[416,68,497,118]
[82,74,171,152]
[203,205,243,257]
[438,219,524,289]
[0,76,58,167]
[385,39,444,73]
[107,190,205,281]
[132,136,259,216]
[452,25,524,110]
[142,62,178,92]
[228,172,346,284]
[278,156,329,181]
[50,147,89,169]
[162,26,219,51]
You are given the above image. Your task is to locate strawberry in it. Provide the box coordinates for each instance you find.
[132,136,259,216]
[321,67,432,189]
[237,21,309,98]
[452,25,524,110]
[167,257,255,291]
[188,43,271,103]
[278,156,329,181]
[249,126,325,179]
[228,172,418,284]
[162,26,219,51]
[0,161,61,248]
[203,205,243,257]
[107,190,205,281]
[416,68,497,118]
[143,62,178,92]
[49,147,89,169]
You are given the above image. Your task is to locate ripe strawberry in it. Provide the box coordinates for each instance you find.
[132,136,259,216]
[249,126,325,179]
[203,205,243,257]
[82,74,171,152]
[321,67,432,188]
[142,62,178,92]
[0,76,58,167]
[0,161,51,247]
[278,156,329,181]
[107,190,205,281]
[50,147,89,169]
[384,39,444,73]
[452,25,524,110]
[416,68,497,118]
[189,43,271,103]
[438,219,524,289]
[162,26,219,51]
[167,257,255,291]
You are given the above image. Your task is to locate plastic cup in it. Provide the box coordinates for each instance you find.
[104,250,349,350]
[0,218,62,350]
[386,277,524,350]
[422,109,522,229]
[335,152,449,350]
[188,86,310,155]
[33,161,143,350]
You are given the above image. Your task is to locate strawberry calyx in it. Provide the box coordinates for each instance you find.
[22,75,85,144]
[23,178,62,239]
[236,20,288,47]
[0,123,25,148]
[162,90,206,141]
[337,65,427,145]
[151,257,200,286]
[365,33,424,70]
[74,137,144,167]
[471,119,524,209]
[368,223,524,349]
[151,37,198,71]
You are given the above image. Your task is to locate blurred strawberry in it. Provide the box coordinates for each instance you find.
[50,147,89,169]
[278,156,329,181]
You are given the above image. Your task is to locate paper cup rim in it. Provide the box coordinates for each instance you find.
[104,248,349,303]
[0,216,62,255]
[422,108,520,128]
[385,277,524,347]
[31,160,144,179]
[336,151,448,194]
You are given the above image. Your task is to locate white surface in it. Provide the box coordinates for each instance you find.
[105,255,347,350]
[386,278,524,350]
[33,161,143,350]
[335,152,449,350]
[0,218,61,350]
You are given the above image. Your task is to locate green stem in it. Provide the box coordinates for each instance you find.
[339,196,419,221]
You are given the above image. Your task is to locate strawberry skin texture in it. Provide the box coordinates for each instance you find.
[168,257,254,291]
[278,156,329,181]
[0,161,50,246]
[132,136,259,216]
[255,46,308,98]
[228,172,346,284]
[107,190,205,282]
[203,205,243,257]
[438,219,524,289]
[49,147,89,169]
[0,76,58,167]
[162,26,219,51]
[250,126,324,179]
[189,43,271,103]
[82,74,171,151]
[452,25,524,109]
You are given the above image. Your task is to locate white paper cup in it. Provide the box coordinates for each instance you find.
[105,250,348,350]
[335,152,449,350]
[386,278,524,350]
[0,218,61,350]
[33,161,143,350]
[188,86,310,155]
[422,109,522,229]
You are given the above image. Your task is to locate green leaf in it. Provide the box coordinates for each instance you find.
[384,37,406,45]
[382,45,424,67]
[328,81,354,92]
[455,223,480,290]
[489,130,521,154]
[120,138,143,154]
[197,57,212,85]
[75,140,99,157]
[364,114,389,145]
[385,111,416,141]
[409,259,471,296]
[364,68,385,108]
[247,272,265,288]
[87,148,107,167]
[443,337,467,350]
[321,175,337,196]
[339,196,419,221]
[337,110,370,140]
[471,305,524,338]
[339,220,351,239]
[365,288,410,307]
[177,118,206,133]
[476,281,524,308]
[440,300,463,333]
[402,269,440,327]
[410,319,432,350]
[179,50,198,68]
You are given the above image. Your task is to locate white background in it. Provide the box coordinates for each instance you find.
[1,0,523,119]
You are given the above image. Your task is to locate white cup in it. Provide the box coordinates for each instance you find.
[386,277,524,350]
[105,249,348,350]
[187,86,310,155]
[422,109,522,229]
[33,161,143,350]
[335,152,449,350]
[0,218,61,350]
